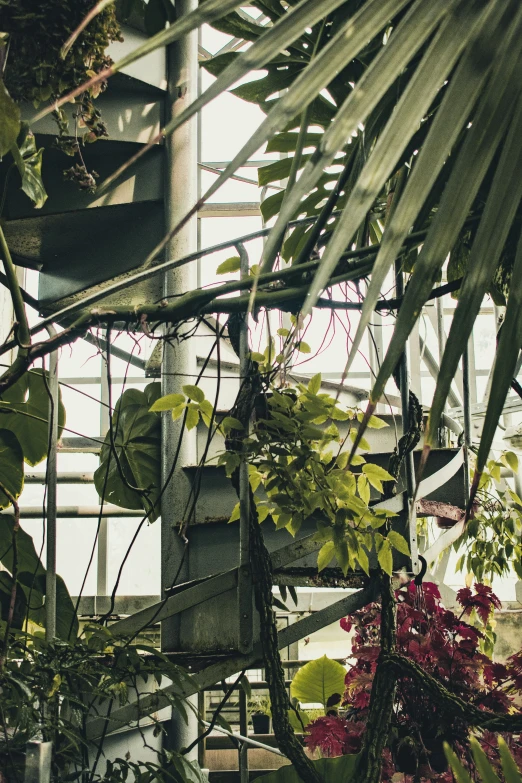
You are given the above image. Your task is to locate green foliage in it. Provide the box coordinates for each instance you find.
[0,625,198,782]
[290,655,346,710]
[455,452,522,583]
[10,122,47,207]
[261,751,359,783]
[0,429,23,508]
[0,77,20,157]
[445,737,522,783]
[95,382,162,521]
[0,368,65,466]
[220,373,405,576]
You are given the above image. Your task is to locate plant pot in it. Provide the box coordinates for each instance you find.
[251,713,270,734]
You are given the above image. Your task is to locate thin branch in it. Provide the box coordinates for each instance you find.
[182,671,245,756]
[0,481,20,670]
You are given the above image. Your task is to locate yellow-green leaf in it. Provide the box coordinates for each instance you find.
[0,79,20,156]
[150,393,185,411]
[307,373,322,395]
[216,256,241,275]
[377,539,393,575]
[182,384,205,403]
[185,405,200,430]
[228,502,240,523]
[387,530,410,556]
[317,541,335,572]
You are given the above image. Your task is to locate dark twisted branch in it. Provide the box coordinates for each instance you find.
[383,653,522,733]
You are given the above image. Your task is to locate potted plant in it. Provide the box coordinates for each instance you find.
[249,696,271,735]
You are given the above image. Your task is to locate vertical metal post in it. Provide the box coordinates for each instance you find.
[462,345,473,503]
[24,741,52,783]
[239,687,250,783]
[45,327,59,641]
[237,242,253,655]
[162,0,199,759]
[97,348,110,598]
[395,263,419,576]
[162,0,199,650]
[197,690,207,771]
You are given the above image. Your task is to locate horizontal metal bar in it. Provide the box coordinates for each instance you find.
[86,582,376,738]
[198,202,261,218]
[450,394,522,419]
[59,377,146,385]
[0,505,143,519]
[75,595,160,616]
[109,570,238,637]
[201,721,285,757]
[25,472,94,484]
[60,437,102,453]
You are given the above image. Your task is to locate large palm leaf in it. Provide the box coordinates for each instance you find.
[35,0,522,498]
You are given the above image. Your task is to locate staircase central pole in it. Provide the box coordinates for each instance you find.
[162,0,199,758]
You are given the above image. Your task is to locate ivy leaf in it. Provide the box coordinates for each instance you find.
[358,474,370,505]
[363,464,394,481]
[0,78,20,157]
[216,256,241,275]
[228,502,240,523]
[94,383,161,522]
[318,541,335,572]
[307,373,322,395]
[501,451,519,474]
[377,539,393,576]
[387,530,410,556]
[0,429,24,509]
[221,416,244,433]
[185,405,200,430]
[150,393,185,412]
[182,384,205,403]
[0,369,65,466]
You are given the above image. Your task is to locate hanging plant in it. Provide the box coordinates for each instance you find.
[0,0,122,193]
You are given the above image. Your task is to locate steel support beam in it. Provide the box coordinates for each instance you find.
[45,330,59,640]
[86,581,378,739]
[161,0,199,758]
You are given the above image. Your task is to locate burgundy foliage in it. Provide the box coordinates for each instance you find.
[305,582,522,780]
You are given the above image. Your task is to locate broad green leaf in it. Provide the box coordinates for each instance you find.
[228,502,240,523]
[182,384,205,403]
[362,464,395,482]
[168,754,210,783]
[261,753,359,783]
[290,655,346,708]
[185,405,200,430]
[150,393,185,411]
[358,474,370,504]
[342,0,509,379]
[11,123,47,208]
[0,369,66,466]
[94,383,161,521]
[317,541,335,572]
[356,546,370,576]
[366,415,388,429]
[502,451,519,474]
[378,539,393,575]
[0,78,20,156]
[221,416,244,433]
[0,429,23,509]
[426,82,522,447]
[216,256,241,275]
[371,9,522,407]
[260,0,450,277]
[0,514,78,639]
[387,530,410,556]
[307,373,322,395]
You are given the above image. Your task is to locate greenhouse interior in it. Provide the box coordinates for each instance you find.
[0,1,522,782]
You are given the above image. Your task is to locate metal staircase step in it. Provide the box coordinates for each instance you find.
[208,772,275,782]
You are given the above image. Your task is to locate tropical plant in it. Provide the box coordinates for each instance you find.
[305,581,522,781]
[0,624,203,783]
